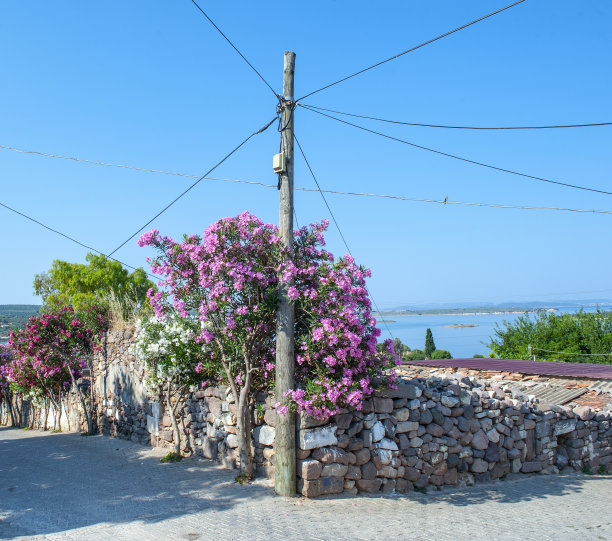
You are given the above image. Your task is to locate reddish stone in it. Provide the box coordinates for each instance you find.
[356,479,382,493]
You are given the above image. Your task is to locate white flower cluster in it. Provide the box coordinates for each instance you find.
[131,314,206,389]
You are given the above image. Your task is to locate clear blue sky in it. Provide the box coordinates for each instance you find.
[1,1,611,309]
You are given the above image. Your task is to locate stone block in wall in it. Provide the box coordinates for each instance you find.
[396,421,419,434]
[471,430,488,450]
[201,437,218,460]
[373,397,393,413]
[297,412,328,429]
[298,476,343,497]
[298,458,322,480]
[333,413,353,430]
[298,425,337,450]
[312,447,349,465]
[354,448,370,466]
[521,461,542,473]
[204,397,222,417]
[371,421,385,442]
[361,461,377,480]
[345,465,362,480]
[321,463,348,477]
[377,384,422,400]
[374,438,398,451]
[226,434,239,448]
[253,425,275,446]
[356,479,382,493]
[574,406,595,421]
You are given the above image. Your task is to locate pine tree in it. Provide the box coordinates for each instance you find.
[424,328,436,359]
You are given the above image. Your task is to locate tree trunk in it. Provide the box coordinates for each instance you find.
[43,397,49,431]
[236,383,253,477]
[66,362,92,434]
[166,382,181,455]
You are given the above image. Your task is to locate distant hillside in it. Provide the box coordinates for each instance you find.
[0,304,41,332]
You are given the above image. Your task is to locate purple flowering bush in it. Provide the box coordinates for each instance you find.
[139,211,398,475]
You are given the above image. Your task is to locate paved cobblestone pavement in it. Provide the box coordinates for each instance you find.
[1,427,611,541]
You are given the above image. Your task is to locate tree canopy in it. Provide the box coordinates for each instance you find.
[34,253,155,312]
[488,308,612,364]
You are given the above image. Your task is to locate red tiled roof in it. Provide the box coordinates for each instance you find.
[406,358,612,380]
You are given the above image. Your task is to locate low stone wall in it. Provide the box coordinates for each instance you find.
[6,328,609,498]
[295,374,612,497]
[94,328,275,475]
[1,392,85,432]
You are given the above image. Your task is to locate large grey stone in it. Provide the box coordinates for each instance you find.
[374,438,399,451]
[146,415,159,436]
[377,384,422,399]
[371,421,385,442]
[441,395,460,408]
[253,425,275,446]
[396,421,419,433]
[553,419,577,436]
[298,425,338,450]
[321,463,349,477]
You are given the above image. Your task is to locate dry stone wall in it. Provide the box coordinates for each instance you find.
[1,392,84,432]
[94,328,275,475]
[295,373,612,497]
[10,327,609,497]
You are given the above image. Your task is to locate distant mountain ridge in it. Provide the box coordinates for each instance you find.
[384,299,612,312]
[0,304,41,330]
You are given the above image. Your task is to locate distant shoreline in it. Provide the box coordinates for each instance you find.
[375,308,558,318]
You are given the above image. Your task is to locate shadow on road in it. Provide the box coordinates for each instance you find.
[0,427,268,538]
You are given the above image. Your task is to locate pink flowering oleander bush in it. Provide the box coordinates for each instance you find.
[6,305,109,406]
[139,212,399,427]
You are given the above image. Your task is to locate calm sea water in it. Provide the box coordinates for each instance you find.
[379,305,603,359]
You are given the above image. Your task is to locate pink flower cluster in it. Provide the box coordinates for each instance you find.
[138,212,398,420]
[4,305,109,399]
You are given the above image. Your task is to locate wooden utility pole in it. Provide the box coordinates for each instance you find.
[275,50,296,497]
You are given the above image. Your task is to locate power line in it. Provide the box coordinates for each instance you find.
[0,144,276,185]
[300,104,612,131]
[0,200,156,280]
[294,188,612,215]
[103,115,277,260]
[300,104,612,197]
[294,132,394,341]
[189,0,279,100]
[297,0,526,101]
[3,143,612,215]
[3,141,612,215]
[15,116,276,302]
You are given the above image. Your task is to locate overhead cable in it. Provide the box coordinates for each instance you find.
[103,115,277,260]
[297,0,526,101]
[300,104,612,130]
[294,132,394,340]
[0,200,156,280]
[299,104,612,196]
[16,115,277,300]
[189,0,279,100]
[3,143,612,215]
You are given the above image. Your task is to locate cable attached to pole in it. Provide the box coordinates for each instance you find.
[300,104,612,130]
[300,104,612,197]
[189,0,280,100]
[297,0,527,101]
[294,132,394,340]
